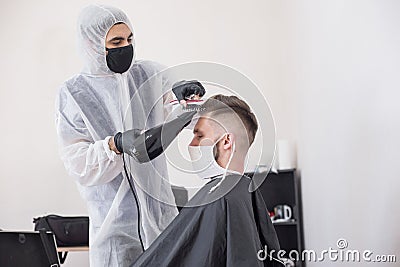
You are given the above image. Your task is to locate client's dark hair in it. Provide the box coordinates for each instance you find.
[200,94,258,145]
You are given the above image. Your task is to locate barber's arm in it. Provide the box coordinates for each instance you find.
[111,80,205,163]
[112,111,196,163]
[56,87,123,186]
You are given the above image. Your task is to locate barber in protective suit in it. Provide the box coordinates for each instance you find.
[55,4,204,267]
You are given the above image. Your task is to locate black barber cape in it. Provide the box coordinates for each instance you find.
[131,174,282,267]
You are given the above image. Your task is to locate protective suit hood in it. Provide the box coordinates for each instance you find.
[77,4,134,75]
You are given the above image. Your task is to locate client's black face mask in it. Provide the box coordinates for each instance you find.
[105,44,134,74]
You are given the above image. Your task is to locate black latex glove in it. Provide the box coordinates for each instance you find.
[115,111,196,163]
[172,80,206,102]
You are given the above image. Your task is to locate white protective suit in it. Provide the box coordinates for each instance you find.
[55,4,178,266]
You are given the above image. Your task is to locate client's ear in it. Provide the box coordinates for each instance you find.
[222,133,235,150]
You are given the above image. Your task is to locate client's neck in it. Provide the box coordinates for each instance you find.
[227,157,245,174]
[217,152,245,174]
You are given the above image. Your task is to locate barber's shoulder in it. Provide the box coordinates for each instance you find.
[56,75,81,111]
[61,74,84,91]
[57,74,88,103]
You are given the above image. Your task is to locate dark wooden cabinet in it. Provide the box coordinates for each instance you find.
[247,170,305,267]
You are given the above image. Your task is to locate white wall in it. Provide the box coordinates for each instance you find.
[0,0,398,266]
[293,1,400,265]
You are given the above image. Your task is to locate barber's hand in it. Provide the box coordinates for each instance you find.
[172,80,206,106]
[113,129,142,154]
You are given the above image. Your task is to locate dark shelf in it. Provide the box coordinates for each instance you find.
[272,220,297,226]
[250,170,305,267]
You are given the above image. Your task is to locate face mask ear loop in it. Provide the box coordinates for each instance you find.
[209,136,235,193]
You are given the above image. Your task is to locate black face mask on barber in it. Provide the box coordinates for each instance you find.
[105,44,134,74]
